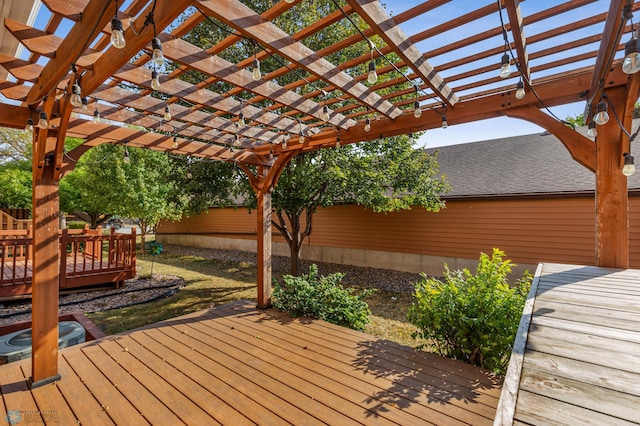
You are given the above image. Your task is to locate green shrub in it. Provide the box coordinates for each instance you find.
[273,264,374,331]
[408,248,531,374]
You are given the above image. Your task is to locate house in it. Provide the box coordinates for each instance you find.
[158,126,640,277]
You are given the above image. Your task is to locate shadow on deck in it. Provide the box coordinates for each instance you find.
[0,300,502,425]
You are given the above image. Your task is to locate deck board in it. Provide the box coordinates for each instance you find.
[497,263,640,425]
[0,300,500,425]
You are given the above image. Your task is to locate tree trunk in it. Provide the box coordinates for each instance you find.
[138,218,147,255]
[273,208,313,276]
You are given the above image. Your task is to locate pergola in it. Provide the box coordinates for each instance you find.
[0,0,638,388]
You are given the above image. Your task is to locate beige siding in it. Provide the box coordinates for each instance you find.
[157,196,640,269]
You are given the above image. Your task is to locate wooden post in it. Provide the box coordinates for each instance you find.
[256,187,273,308]
[30,156,61,388]
[595,87,629,268]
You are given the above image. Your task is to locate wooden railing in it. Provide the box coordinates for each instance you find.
[0,210,30,232]
[0,226,137,297]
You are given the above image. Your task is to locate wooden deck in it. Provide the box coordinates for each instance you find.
[0,227,136,298]
[0,301,501,425]
[496,263,640,425]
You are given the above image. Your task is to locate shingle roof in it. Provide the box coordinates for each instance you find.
[428,122,640,198]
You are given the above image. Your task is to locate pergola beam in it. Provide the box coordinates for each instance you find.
[503,0,530,82]
[346,0,458,107]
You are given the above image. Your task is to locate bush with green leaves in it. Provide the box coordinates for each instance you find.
[408,248,531,374]
[273,264,374,331]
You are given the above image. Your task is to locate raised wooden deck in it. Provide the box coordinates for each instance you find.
[496,263,640,425]
[0,227,136,298]
[0,300,501,425]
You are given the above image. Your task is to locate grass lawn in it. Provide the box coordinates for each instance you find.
[87,250,426,348]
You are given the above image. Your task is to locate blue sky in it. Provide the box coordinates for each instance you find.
[25,0,603,147]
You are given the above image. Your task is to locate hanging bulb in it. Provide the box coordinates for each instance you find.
[81,97,88,112]
[186,170,193,179]
[172,136,178,149]
[239,112,245,127]
[252,58,261,81]
[164,105,172,121]
[300,133,305,143]
[499,53,511,79]
[413,101,422,118]
[515,80,525,99]
[285,0,295,3]
[441,115,448,129]
[92,108,101,124]
[70,83,83,107]
[25,118,34,132]
[282,138,288,150]
[234,133,240,146]
[364,118,371,132]
[594,100,610,125]
[336,137,341,149]
[110,18,126,49]
[321,105,331,121]
[37,111,48,129]
[623,33,640,74]
[408,132,414,144]
[123,149,130,164]
[151,38,164,67]
[151,70,161,91]
[587,121,598,138]
[623,153,636,176]
[367,61,378,84]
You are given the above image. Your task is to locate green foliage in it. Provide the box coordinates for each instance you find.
[408,248,531,374]
[0,166,31,208]
[273,264,374,331]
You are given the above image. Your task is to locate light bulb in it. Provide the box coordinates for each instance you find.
[123,150,130,164]
[110,18,126,49]
[413,101,422,118]
[70,83,82,107]
[408,132,414,144]
[364,118,371,132]
[594,100,609,125]
[186,170,193,179]
[239,112,245,127]
[623,153,636,176]
[252,58,261,81]
[81,97,88,112]
[321,105,330,121]
[285,0,295,3]
[367,61,378,84]
[499,53,511,79]
[234,134,240,146]
[515,80,525,99]
[299,132,305,143]
[282,139,288,150]
[92,109,101,124]
[37,111,48,129]
[587,122,598,138]
[151,70,161,91]
[441,115,448,129]
[336,138,341,149]
[623,36,640,74]
[25,118,34,132]
[151,38,164,67]
[172,136,178,149]
[164,105,172,121]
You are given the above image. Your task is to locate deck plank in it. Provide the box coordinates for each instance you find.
[0,300,499,426]
[500,263,640,426]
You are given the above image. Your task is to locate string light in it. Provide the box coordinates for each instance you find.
[172,136,178,149]
[594,100,610,125]
[515,80,525,99]
[92,104,101,124]
[364,117,371,132]
[25,118,34,132]
[37,111,48,129]
[151,70,161,91]
[587,121,598,138]
[81,97,88,112]
[321,104,331,121]
[408,132,414,144]
[298,119,305,143]
[164,105,172,121]
[441,115,448,129]
[367,40,377,84]
[499,53,511,78]
[110,0,126,49]
[123,143,130,164]
[151,37,164,67]
[252,57,261,81]
[623,153,636,176]
[70,82,83,107]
